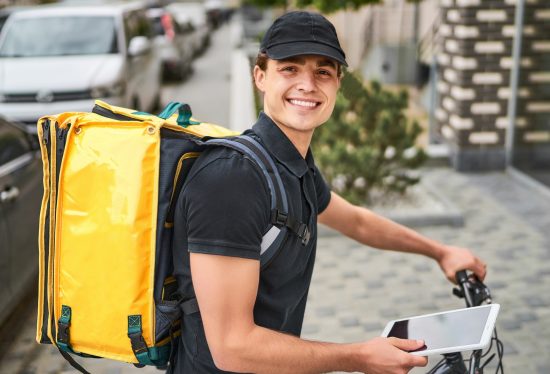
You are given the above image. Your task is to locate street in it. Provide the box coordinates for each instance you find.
[1,13,550,374]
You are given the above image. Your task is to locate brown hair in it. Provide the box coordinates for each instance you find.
[254,52,343,78]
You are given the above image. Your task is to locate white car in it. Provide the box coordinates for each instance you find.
[0,2,162,129]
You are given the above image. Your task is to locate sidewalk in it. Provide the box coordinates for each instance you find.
[304,168,550,374]
[3,167,548,374]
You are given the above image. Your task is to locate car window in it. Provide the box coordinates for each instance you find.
[0,120,30,166]
[150,15,164,36]
[0,16,118,57]
[0,14,9,32]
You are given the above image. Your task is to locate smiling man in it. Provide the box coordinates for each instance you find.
[170,11,487,374]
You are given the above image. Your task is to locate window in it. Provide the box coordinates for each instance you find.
[0,120,30,166]
[0,16,118,57]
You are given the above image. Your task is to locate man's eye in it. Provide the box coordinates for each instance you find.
[318,69,332,76]
[281,66,297,72]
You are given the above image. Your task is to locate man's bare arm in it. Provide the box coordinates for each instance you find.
[318,192,486,282]
[190,252,427,374]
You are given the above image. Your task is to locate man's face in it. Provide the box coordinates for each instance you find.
[253,54,340,135]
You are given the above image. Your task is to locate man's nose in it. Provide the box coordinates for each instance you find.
[296,71,317,92]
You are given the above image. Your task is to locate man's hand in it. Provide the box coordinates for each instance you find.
[353,337,428,374]
[437,245,487,283]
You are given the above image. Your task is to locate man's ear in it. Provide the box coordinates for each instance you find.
[253,65,266,93]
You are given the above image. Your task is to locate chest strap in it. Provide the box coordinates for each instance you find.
[271,209,311,246]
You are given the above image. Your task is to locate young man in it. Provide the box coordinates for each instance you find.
[171,11,487,374]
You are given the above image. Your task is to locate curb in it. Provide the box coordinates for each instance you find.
[318,176,465,238]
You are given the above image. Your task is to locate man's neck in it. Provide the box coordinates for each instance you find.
[277,126,312,159]
[264,114,313,159]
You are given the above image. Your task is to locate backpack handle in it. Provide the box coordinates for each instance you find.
[158,102,196,127]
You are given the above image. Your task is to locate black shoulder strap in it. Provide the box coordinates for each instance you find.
[205,135,311,268]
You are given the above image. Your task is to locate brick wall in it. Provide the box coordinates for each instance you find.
[436,0,550,171]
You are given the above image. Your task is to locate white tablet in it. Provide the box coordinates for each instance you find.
[381,304,500,356]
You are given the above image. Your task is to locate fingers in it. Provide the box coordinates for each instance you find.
[472,257,487,281]
[389,338,429,368]
[389,337,425,352]
[409,355,428,367]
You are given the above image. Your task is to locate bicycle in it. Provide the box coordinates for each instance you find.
[427,270,504,374]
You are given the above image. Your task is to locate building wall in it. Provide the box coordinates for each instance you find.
[436,0,550,171]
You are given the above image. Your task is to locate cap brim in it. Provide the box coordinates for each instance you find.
[265,41,348,67]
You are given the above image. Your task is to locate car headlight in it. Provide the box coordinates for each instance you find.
[90,81,126,99]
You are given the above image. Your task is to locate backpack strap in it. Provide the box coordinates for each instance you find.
[179,135,311,317]
[205,135,311,268]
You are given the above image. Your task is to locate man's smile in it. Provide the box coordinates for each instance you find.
[286,98,321,109]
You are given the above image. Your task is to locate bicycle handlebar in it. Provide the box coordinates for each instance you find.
[454,270,492,308]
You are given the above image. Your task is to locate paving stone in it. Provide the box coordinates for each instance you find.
[502,341,519,355]
[500,318,522,331]
[342,271,359,279]
[340,317,360,328]
[524,296,550,308]
[413,264,432,273]
[366,281,384,289]
[487,280,507,290]
[362,321,384,331]
[379,309,400,318]
[315,307,336,317]
[302,324,320,334]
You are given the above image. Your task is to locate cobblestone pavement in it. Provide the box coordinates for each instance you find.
[2,167,549,374]
[303,168,550,374]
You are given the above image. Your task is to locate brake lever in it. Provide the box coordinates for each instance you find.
[454,271,492,307]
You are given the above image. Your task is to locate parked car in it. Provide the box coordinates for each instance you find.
[0,2,162,130]
[0,116,42,326]
[0,9,10,32]
[167,1,211,56]
[146,7,193,81]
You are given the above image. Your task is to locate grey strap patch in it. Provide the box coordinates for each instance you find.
[261,225,281,255]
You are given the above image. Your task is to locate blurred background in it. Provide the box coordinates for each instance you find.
[0,0,549,373]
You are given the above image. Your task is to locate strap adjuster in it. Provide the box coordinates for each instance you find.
[128,332,149,355]
[57,322,70,344]
[299,225,311,246]
[271,210,288,226]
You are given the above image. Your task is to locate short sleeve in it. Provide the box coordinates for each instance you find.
[313,165,331,214]
[180,152,271,260]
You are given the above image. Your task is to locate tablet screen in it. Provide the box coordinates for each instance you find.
[387,306,492,352]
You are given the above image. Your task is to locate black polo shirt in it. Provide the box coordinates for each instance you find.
[171,112,331,373]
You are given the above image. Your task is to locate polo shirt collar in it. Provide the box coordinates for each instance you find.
[252,112,314,178]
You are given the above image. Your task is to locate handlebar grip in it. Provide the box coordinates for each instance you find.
[455,270,474,307]
[455,270,469,285]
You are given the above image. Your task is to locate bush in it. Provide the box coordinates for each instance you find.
[311,72,427,205]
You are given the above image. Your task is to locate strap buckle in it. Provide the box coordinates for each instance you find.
[128,332,149,355]
[57,322,70,344]
[299,225,311,246]
[271,210,288,226]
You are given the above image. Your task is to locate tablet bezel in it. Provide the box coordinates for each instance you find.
[381,304,500,356]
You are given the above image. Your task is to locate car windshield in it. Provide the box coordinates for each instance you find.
[0,16,118,57]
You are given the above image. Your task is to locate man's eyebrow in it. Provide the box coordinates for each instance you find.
[317,59,338,69]
[276,56,338,69]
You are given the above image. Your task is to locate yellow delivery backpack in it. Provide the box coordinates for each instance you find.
[36,101,305,372]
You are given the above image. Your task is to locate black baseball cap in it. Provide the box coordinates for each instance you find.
[260,11,348,67]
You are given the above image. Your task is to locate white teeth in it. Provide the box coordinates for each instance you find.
[289,99,317,108]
